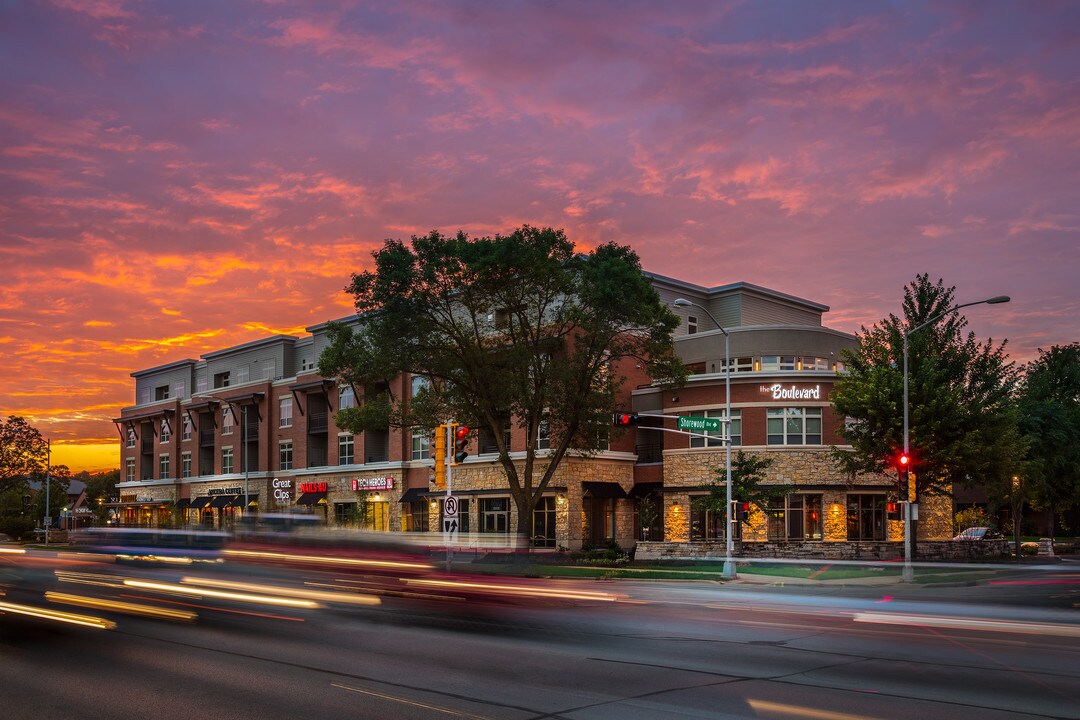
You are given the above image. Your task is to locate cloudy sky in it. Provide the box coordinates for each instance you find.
[2,0,1078,472]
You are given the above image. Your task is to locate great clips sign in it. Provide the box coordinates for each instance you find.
[272,478,294,505]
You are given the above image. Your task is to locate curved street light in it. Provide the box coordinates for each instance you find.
[900,295,1010,582]
[673,298,735,580]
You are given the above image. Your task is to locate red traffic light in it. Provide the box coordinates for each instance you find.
[453,426,470,464]
[612,412,640,426]
[455,425,470,440]
[898,454,910,467]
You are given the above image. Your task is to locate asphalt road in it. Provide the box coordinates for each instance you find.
[2,554,1078,720]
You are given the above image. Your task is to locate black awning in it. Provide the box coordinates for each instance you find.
[582,481,628,499]
[231,494,258,507]
[628,483,663,498]
[189,496,213,509]
[174,498,192,509]
[295,492,327,506]
[209,495,234,509]
[399,487,431,504]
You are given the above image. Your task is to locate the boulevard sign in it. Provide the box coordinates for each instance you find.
[759,384,821,400]
[677,416,722,432]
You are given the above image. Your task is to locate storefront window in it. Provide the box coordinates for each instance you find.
[531,496,556,547]
[405,501,429,532]
[847,494,886,541]
[767,494,823,540]
[480,497,510,534]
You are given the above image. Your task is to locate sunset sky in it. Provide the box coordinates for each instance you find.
[2,1,1078,473]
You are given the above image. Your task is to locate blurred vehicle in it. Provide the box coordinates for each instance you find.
[953,526,1004,541]
[70,527,229,563]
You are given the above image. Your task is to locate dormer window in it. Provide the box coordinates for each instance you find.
[687,316,698,335]
[154,384,170,401]
[213,371,230,389]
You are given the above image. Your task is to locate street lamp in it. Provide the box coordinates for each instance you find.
[673,298,735,580]
[901,294,1009,582]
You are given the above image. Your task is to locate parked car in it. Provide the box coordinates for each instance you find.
[953,526,1004,541]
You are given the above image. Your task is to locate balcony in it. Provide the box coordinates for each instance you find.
[200,428,215,447]
[308,412,329,435]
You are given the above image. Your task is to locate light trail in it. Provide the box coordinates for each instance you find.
[180,576,381,606]
[0,599,116,629]
[45,591,197,622]
[852,612,1080,638]
[122,579,322,609]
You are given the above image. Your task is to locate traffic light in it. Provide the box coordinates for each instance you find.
[452,425,470,464]
[897,453,910,498]
[432,424,446,490]
[886,501,901,521]
[612,412,640,426]
[733,501,750,522]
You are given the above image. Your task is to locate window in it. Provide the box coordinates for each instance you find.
[338,434,354,465]
[159,454,170,480]
[125,459,135,482]
[480,497,510,533]
[335,502,357,525]
[182,416,193,441]
[689,409,741,448]
[847,494,886,541]
[154,384,170,401]
[531,496,556,547]
[300,355,314,372]
[196,376,207,394]
[411,429,430,460]
[279,441,293,470]
[279,397,293,428]
[213,371,230,389]
[181,452,192,479]
[406,502,430,532]
[689,503,726,541]
[339,384,356,410]
[411,375,429,398]
[221,406,234,435]
[235,365,249,384]
[537,417,550,451]
[160,419,171,443]
[262,360,275,380]
[723,356,754,373]
[126,428,136,448]
[767,494,823,541]
[767,407,822,445]
[222,448,234,474]
[687,315,698,334]
[759,355,779,372]
[800,356,829,371]
[173,381,185,400]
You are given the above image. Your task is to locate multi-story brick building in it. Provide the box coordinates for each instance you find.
[113,273,951,555]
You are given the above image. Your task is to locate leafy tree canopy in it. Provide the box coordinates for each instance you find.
[1017,343,1080,529]
[693,451,788,516]
[0,416,48,495]
[319,226,685,535]
[831,275,1023,500]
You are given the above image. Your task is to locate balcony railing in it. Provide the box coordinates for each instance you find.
[308,412,329,435]
[635,442,664,464]
[200,429,215,447]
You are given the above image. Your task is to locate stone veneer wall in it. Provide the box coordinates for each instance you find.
[438,455,635,550]
[636,539,1008,561]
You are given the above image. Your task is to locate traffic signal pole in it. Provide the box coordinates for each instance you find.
[445,422,454,572]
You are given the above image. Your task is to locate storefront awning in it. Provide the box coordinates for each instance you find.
[295,492,327,506]
[174,498,192,509]
[189,497,213,509]
[209,495,235,509]
[582,482,628,499]
[399,487,431,504]
[230,494,258,507]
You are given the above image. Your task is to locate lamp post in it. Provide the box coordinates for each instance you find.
[901,294,1009,582]
[674,298,735,580]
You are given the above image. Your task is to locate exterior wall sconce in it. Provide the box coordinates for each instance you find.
[556,494,566,505]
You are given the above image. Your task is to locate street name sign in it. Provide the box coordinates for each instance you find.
[677,416,721,432]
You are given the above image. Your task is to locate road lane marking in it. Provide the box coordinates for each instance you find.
[331,682,494,719]
[748,698,880,720]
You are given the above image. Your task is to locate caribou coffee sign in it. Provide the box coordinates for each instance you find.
[208,486,242,496]
[351,477,394,492]
[759,384,821,400]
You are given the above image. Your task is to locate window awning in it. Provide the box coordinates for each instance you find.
[628,483,663,498]
[189,497,213,509]
[582,482,628,499]
[399,487,431,504]
[229,494,258,507]
[111,407,176,424]
[209,495,234,509]
[295,492,327,506]
[174,498,192,509]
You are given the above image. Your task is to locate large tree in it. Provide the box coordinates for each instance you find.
[319,226,684,539]
[1017,343,1080,539]
[0,415,49,495]
[831,275,1023,553]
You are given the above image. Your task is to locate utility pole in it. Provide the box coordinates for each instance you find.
[44,439,51,546]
